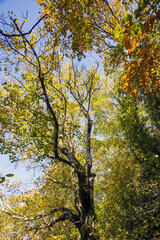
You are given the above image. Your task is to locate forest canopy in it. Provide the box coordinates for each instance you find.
[0,0,160,239]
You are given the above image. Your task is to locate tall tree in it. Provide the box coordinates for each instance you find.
[0,16,102,237]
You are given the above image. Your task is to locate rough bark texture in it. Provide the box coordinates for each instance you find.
[75,169,99,240]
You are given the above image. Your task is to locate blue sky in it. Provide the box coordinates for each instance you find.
[0,0,39,19]
[0,0,41,189]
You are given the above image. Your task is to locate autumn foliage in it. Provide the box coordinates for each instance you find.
[112,0,160,97]
[36,0,160,97]
[0,0,160,239]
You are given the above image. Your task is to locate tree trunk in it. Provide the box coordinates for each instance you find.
[76,171,99,240]
[80,216,99,240]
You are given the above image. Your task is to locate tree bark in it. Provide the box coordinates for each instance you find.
[76,171,99,240]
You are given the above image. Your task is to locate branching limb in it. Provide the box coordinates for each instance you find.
[11,21,59,157]
[47,177,71,188]
[1,15,81,175]
[67,63,101,174]
[27,211,80,232]
[67,80,89,119]
[4,36,36,67]
[60,147,84,172]
[47,154,73,167]
[48,82,67,144]
[101,0,120,23]
[89,21,114,39]
[39,74,59,157]
[1,202,81,233]
[1,200,79,226]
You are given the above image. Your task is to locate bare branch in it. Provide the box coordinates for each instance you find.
[67,80,89,119]
[0,14,47,38]
[102,38,115,48]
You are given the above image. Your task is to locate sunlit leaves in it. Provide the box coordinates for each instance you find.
[36,0,129,59]
[112,0,160,97]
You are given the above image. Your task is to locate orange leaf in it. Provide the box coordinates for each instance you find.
[124,33,131,50]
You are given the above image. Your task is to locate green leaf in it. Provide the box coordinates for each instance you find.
[113,25,121,39]
[6,173,14,177]
[131,23,140,31]
[122,13,128,23]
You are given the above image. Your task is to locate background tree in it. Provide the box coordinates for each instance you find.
[95,78,160,239]
[0,16,102,237]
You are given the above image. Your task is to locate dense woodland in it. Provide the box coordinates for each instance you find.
[0,0,160,239]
